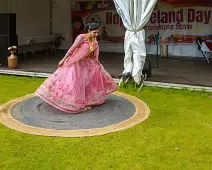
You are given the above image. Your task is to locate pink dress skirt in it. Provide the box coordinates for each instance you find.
[36,56,118,113]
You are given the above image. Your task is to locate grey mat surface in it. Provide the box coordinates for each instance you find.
[11,95,136,130]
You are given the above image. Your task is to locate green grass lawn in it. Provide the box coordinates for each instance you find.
[0,75,212,170]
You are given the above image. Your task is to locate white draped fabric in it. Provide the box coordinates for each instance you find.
[114,0,158,84]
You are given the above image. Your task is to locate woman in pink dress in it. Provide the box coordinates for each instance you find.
[36,23,118,113]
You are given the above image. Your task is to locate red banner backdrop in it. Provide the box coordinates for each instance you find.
[71,0,212,44]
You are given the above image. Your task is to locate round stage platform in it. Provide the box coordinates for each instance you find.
[0,92,150,137]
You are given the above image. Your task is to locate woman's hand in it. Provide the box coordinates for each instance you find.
[58,60,64,67]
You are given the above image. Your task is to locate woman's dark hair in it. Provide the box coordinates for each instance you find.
[85,23,100,32]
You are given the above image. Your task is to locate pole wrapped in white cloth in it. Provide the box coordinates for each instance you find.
[114,0,157,84]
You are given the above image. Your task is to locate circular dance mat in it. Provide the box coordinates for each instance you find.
[0,92,150,137]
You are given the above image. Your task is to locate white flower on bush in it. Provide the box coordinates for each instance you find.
[8,46,17,53]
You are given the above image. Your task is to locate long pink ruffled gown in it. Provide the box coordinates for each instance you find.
[36,34,118,113]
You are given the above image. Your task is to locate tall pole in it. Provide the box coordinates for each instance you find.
[50,0,53,35]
